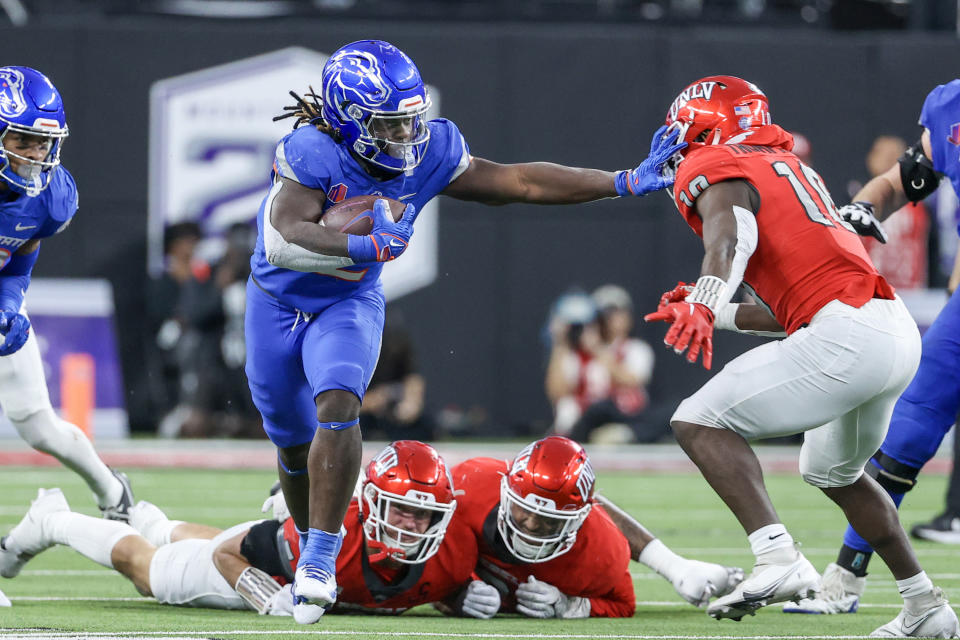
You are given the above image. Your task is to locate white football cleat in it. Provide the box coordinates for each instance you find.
[0,488,69,578]
[292,564,337,624]
[783,562,864,614]
[707,551,819,621]
[871,587,959,638]
[0,586,10,607]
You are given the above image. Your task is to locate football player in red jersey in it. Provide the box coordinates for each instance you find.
[444,436,743,619]
[226,439,476,615]
[644,75,958,635]
[0,441,474,617]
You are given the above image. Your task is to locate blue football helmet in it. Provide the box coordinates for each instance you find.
[0,66,68,196]
[321,40,431,173]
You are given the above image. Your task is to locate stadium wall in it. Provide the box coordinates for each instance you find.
[1,19,956,432]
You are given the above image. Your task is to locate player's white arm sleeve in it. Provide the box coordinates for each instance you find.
[234,566,283,614]
[689,205,784,337]
[262,181,356,272]
[639,539,745,608]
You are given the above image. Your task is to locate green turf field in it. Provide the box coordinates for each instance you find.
[0,463,956,639]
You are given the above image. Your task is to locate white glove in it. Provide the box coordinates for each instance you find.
[265,583,295,616]
[460,580,501,619]
[261,488,291,522]
[671,559,744,608]
[515,575,590,619]
[838,201,888,243]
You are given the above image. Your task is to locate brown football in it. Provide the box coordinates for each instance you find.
[320,195,406,235]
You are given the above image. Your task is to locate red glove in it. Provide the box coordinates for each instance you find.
[644,302,715,370]
[658,281,695,312]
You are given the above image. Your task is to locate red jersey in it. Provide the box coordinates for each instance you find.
[242,499,477,614]
[672,125,894,334]
[451,457,635,618]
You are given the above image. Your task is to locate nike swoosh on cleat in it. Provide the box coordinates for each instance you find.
[902,610,935,633]
[740,569,799,601]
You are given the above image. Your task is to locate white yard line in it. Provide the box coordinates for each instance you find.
[1,596,910,609]
[630,572,960,580]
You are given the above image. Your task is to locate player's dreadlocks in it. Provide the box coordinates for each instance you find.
[273,87,342,142]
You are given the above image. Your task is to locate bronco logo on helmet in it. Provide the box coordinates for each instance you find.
[0,68,27,119]
[324,49,392,112]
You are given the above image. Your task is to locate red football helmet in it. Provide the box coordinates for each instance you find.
[497,436,596,563]
[359,440,457,564]
[663,75,771,174]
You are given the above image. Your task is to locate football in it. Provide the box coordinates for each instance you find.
[320,195,406,235]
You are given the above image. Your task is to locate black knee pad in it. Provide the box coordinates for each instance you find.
[864,451,919,494]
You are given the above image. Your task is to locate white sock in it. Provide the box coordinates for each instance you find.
[129,502,182,547]
[748,524,795,562]
[897,571,935,610]
[638,538,687,581]
[12,409,121,508]
[139,518,182,548]
[44,511,138,569]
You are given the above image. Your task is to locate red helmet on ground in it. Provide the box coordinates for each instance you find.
[359,440,456,564]
[497,436,596,563]
[663,75,771,173]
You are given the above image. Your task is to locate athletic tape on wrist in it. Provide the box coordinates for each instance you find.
[714,303,739,331]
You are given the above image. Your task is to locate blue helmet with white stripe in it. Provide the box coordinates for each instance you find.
[321,40,431,173]
[0,66,68,196]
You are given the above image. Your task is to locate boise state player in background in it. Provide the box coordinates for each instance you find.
[246,39,683,623]
[786,79,960,616]
[0,67,133,535]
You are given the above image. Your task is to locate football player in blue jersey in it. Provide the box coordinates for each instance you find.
[0,66,134,536]
[246,39,683,624]
[784,79,960,630]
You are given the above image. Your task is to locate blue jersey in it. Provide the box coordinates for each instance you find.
[250,118,470,313]
[0,166,77,271]
[919,80,960,209]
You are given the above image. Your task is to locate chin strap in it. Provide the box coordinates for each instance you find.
[365,538,406,564]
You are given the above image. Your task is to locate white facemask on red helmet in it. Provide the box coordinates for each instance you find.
[497,436,596,563]
[663,75,771,176]
[359,440,456,564]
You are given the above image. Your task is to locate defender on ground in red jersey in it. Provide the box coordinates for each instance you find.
[645,76,955,635]
[445,436,743,619]
[242,440,477,615]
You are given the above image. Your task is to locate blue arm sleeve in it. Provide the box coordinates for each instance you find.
[0,247,39,313]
